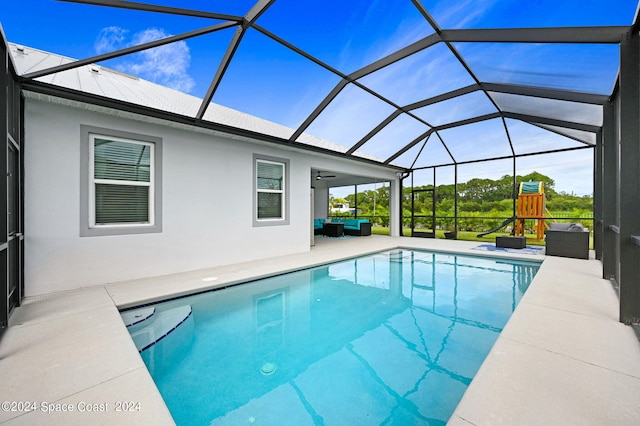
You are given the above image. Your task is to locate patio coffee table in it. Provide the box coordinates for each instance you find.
[322,222,344,237]
[496,236,526,249]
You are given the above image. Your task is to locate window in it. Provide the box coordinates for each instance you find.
[254,155,289,226]
[256,160,284,220]
[81,126,162,236]
[91,135,153,226]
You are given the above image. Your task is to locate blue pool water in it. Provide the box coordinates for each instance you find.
[123,249,540,425]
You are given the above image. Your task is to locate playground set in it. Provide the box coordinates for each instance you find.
[477,181,553,240]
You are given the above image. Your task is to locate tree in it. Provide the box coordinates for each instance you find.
[334,171,591,233]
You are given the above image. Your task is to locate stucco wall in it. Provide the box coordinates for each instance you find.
[23,99,397,295]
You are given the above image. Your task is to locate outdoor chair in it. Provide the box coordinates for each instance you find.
[545,222,590,259]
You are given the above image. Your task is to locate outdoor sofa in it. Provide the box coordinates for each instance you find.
[313,218,325,235]
[331,218,372,236]
[545,222,590,259]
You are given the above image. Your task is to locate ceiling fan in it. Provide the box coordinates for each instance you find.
[315,171,336,180]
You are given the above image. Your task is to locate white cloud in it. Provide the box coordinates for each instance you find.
[94,27,195,94]
[431,0,499,29]
[95,26,128,54]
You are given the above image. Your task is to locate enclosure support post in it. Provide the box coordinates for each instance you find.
[618,30,640,324]
[1,38,8,332]
[354,185,358,219]
[593,131,603,260]
[454,164,458,238]
[602,101,617,280]
[512,156,517,219]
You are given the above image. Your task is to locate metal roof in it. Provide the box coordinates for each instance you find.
[9,43,379,160]
[5,0,640,172]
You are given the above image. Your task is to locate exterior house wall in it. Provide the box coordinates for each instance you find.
[23,99,398,295]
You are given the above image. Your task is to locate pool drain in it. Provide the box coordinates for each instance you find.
[260,362,277,375]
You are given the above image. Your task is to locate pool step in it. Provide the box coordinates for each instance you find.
[125,305,193,352]
[121,306,156,327]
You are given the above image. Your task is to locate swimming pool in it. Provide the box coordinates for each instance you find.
[122,249,540,425]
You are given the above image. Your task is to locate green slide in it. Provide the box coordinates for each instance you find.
[476,216,517,238]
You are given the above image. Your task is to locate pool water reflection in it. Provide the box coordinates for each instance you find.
[123,249,539,425]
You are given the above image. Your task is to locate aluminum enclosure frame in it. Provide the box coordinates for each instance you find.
[1,34,24,337]
[2,0,639,325]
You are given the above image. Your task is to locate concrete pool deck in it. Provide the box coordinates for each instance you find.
[1,235,639,425]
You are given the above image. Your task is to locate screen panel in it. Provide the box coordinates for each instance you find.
[456,42,619,95]
[357,43,476,107]
[256,0,436,74]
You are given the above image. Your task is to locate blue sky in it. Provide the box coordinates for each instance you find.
[2,0,638,195]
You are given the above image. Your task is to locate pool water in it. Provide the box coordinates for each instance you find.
[123,249,539,425]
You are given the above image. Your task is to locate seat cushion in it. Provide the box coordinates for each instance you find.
[549,222,572,231]
[344,219,359,229]
[568,223,586,232]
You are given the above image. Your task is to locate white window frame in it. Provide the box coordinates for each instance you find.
[253,155,290,227]
[89,134,155,228]
[80,125,162,237]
